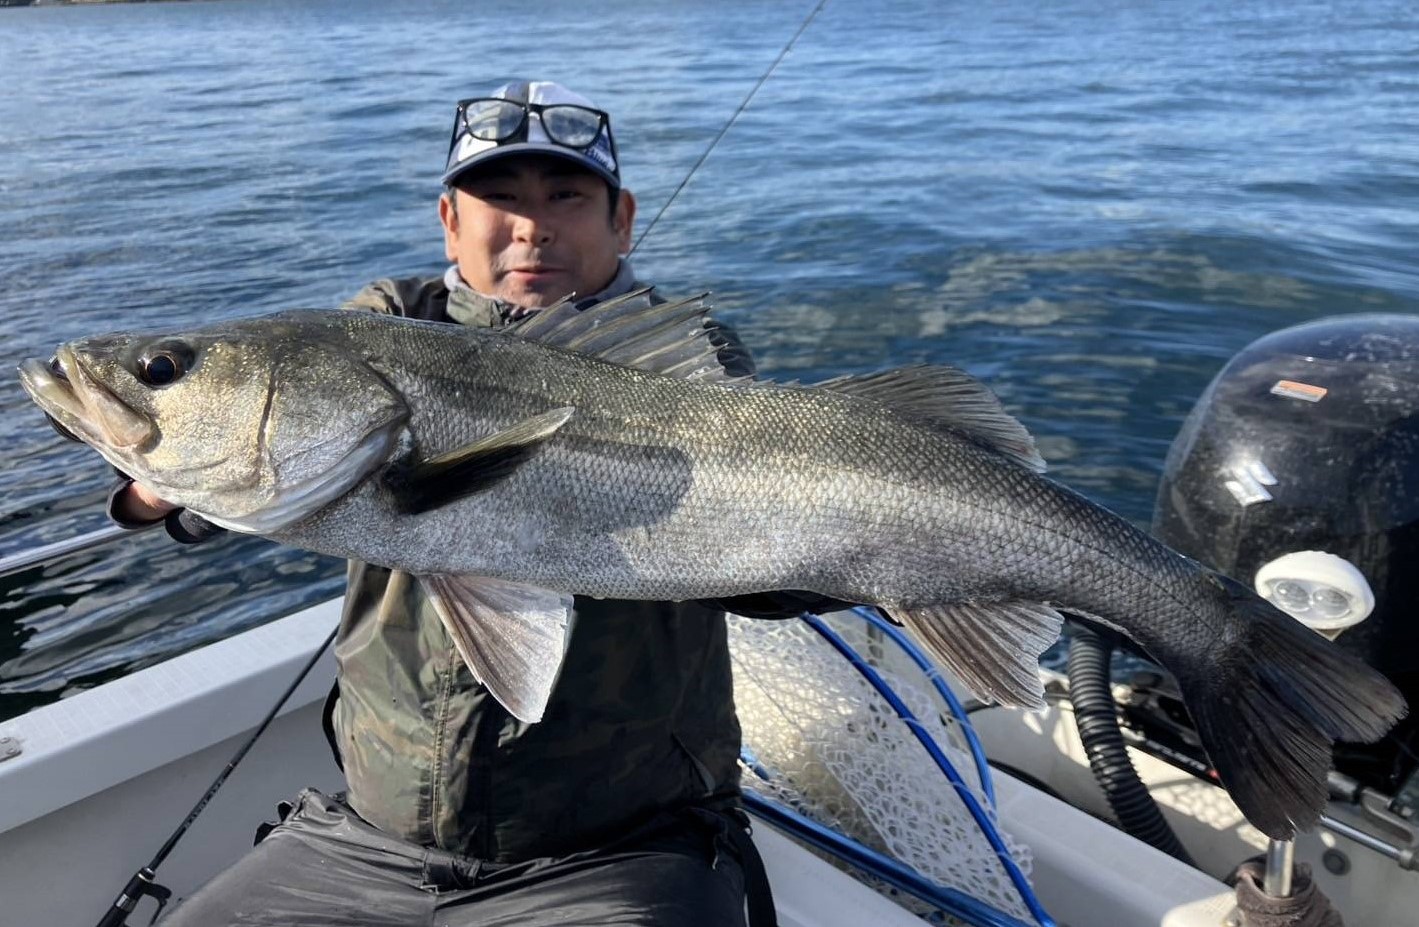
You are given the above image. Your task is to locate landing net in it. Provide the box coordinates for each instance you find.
[728,609,1041,924]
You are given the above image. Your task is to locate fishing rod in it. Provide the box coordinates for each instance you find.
[0,523,149,580]
[21,0,827,581]
[93,623,338,927]
[82,5,832,926]
[629,0,829,257]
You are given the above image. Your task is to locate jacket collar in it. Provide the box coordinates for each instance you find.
[443,260,642,329]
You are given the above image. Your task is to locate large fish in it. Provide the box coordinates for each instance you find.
[17,294,1405,840]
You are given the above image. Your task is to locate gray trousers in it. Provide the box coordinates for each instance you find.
[158,789,753,927]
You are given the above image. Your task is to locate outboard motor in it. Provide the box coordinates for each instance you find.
[1153,313,1419,802]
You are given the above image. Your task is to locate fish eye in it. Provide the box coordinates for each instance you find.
[137,345,194,386]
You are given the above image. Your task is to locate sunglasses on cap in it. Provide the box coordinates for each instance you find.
[450,97,611,152]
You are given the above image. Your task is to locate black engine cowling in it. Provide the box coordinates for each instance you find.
[1152,313,1419,795]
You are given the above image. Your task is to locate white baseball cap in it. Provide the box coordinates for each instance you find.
[442,80,620,189]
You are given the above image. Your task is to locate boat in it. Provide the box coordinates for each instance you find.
[2,314,1416,926]
[0,598,1232,927]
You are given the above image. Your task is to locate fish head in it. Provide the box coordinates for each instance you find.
[18,315,409,533]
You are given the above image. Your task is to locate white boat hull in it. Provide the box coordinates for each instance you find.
[0,602,1233,927]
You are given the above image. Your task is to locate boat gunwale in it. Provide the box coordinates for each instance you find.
[0,599,341,835]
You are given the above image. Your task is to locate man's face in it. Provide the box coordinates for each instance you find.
[440,156,636,310]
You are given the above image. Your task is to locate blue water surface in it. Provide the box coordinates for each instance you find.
[1,0,1416,719]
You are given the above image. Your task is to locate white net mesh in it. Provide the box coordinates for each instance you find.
[728,611,1036,923]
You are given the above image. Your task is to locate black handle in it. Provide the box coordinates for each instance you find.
[94,869,169,927]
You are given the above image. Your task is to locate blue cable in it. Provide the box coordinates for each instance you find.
[849,606,997,808]
[799,612,1056,927]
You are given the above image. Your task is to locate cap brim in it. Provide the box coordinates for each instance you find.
[442,142,620,189]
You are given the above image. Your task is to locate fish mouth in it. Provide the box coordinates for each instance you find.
[18,347,154,450]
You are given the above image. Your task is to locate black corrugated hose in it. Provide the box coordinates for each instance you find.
[1066,621,1195,866]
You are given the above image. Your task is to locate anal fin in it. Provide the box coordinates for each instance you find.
[420,574,576,723]
[885,600,1063,709]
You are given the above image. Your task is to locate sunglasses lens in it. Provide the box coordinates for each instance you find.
[463,99,525,141]
[540,105,602,148]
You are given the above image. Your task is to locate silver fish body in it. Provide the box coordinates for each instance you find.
[291,337,1130,621]
[18,301,1407,840]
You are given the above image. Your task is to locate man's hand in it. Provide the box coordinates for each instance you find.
[107,474,225,545]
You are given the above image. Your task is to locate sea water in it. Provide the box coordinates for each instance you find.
[1,0,1416,718]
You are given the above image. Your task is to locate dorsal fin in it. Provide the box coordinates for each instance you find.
[812,366,1046,472]
[506,288,749,382]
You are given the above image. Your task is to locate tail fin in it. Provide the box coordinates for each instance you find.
[1181,575,1406,839]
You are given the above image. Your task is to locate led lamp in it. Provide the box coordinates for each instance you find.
[1254,551,1375,633]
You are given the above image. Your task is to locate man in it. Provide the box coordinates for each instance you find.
[112,80,777,926]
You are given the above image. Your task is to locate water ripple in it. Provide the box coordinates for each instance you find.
[2,0,1417,719]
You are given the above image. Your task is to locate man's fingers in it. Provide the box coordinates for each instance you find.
[130,480,179,515]
[108,478,179,528]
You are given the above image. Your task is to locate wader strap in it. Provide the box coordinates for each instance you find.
[664,806,777,927]
[716,809,777,927]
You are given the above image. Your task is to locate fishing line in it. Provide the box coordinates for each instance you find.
[628,0,829,256]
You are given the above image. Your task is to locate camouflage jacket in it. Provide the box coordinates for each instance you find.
[331,265,747,862]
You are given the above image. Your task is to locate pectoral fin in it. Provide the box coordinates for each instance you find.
[885,600,1063,709]
[420,574,576,723]
[387,406,575,514]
